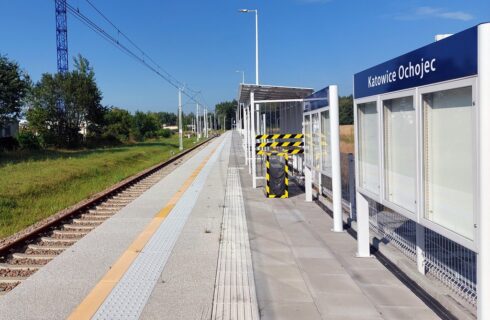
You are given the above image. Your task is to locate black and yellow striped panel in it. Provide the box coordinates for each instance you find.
[256,149,304,156]
[265,155,271,197]
[255,141,304,148]
[255,133,304,140]
[284,154,289,198]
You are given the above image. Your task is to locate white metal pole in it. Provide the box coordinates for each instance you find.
[356,192,371,257]
[330,85,343,232]
[242,103,245,136]
[205,108,208,138]
[305,166,312,202]
[248,105,252,173]
[244,107,248,164]
[178,89,183,151]
[262,113,266,134]
[416,224,426,274]
[478,23,490,320]
[196,104,199,140]
[250,92,256,186]
[241,103,246,134]
[255,10,259,85]
[348,153,356,219]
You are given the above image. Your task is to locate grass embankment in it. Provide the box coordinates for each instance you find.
[0,135,197,239]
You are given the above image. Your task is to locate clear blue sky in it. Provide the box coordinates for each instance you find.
[0,0,488,114]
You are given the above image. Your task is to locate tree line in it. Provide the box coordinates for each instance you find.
[1,53,354,151]
[0,54,197,151]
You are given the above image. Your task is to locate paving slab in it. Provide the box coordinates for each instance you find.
[140,133,233,320]
[232,132,441,320]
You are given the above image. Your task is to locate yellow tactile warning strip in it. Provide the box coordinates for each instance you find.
[68,144,219,320]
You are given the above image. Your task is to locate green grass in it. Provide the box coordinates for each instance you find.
[0,135,198,239]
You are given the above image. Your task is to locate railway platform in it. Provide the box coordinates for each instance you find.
[0,132,443,319]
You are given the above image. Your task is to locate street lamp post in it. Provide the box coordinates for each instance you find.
[239,9,259,85]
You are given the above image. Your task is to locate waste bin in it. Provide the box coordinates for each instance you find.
[266,155,288,198]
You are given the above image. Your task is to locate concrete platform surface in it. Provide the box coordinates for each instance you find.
[233,132,442,320]
[0,131,446,320]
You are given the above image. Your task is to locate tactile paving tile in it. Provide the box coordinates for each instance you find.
[211,167,260,320]
[93,141,226,320]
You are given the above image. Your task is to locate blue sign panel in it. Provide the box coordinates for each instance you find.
[304,86,329,112]
[354,26,478,99]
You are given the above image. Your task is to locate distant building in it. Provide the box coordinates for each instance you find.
[162,125,178,131]
[0,121,19,138]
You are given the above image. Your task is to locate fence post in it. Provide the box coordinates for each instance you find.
[356,191,371,257]
[305,165,313,202]
[416,223,426,274]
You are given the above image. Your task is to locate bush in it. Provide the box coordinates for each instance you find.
[143,131,156,140]
[158,129,173,138]
[17,131,41,150]
[86,133,122,148]
[0,136,19,151]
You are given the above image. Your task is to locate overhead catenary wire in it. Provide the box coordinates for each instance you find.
[65,1,207,108]
[84,0,193,93]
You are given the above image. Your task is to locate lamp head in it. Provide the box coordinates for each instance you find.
[239,9,249,13]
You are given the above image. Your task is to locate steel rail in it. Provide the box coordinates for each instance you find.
[0,136,216,258]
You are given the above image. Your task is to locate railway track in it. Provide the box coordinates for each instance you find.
[0,137,215,296]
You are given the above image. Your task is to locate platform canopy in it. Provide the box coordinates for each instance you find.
[238,84,313,104]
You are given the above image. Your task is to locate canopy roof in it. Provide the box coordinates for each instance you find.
[238,84,313,104]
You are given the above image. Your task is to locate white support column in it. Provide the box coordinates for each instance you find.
[305,165,313,202]
[416,223,426,274]
[241,103,244,136]
[244,107,248,163]
[262,113,266,134]
[478,23,490,320]
[330,85,343,232]
[348,153,356,221]
[251,92,257,187]
[245,107,248,156]
[256,107,261,136]
[248,105,252,174]
[356,191,371,257]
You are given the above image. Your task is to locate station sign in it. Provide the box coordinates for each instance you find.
[354,26,478,99]
[304,86,329,112]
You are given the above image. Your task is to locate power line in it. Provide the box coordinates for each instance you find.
[84,0,188,91]
[66,1,207,108]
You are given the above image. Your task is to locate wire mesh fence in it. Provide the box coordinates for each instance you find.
[336,152,477,309]
[424,228,477,307]
[368,205,418,263]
